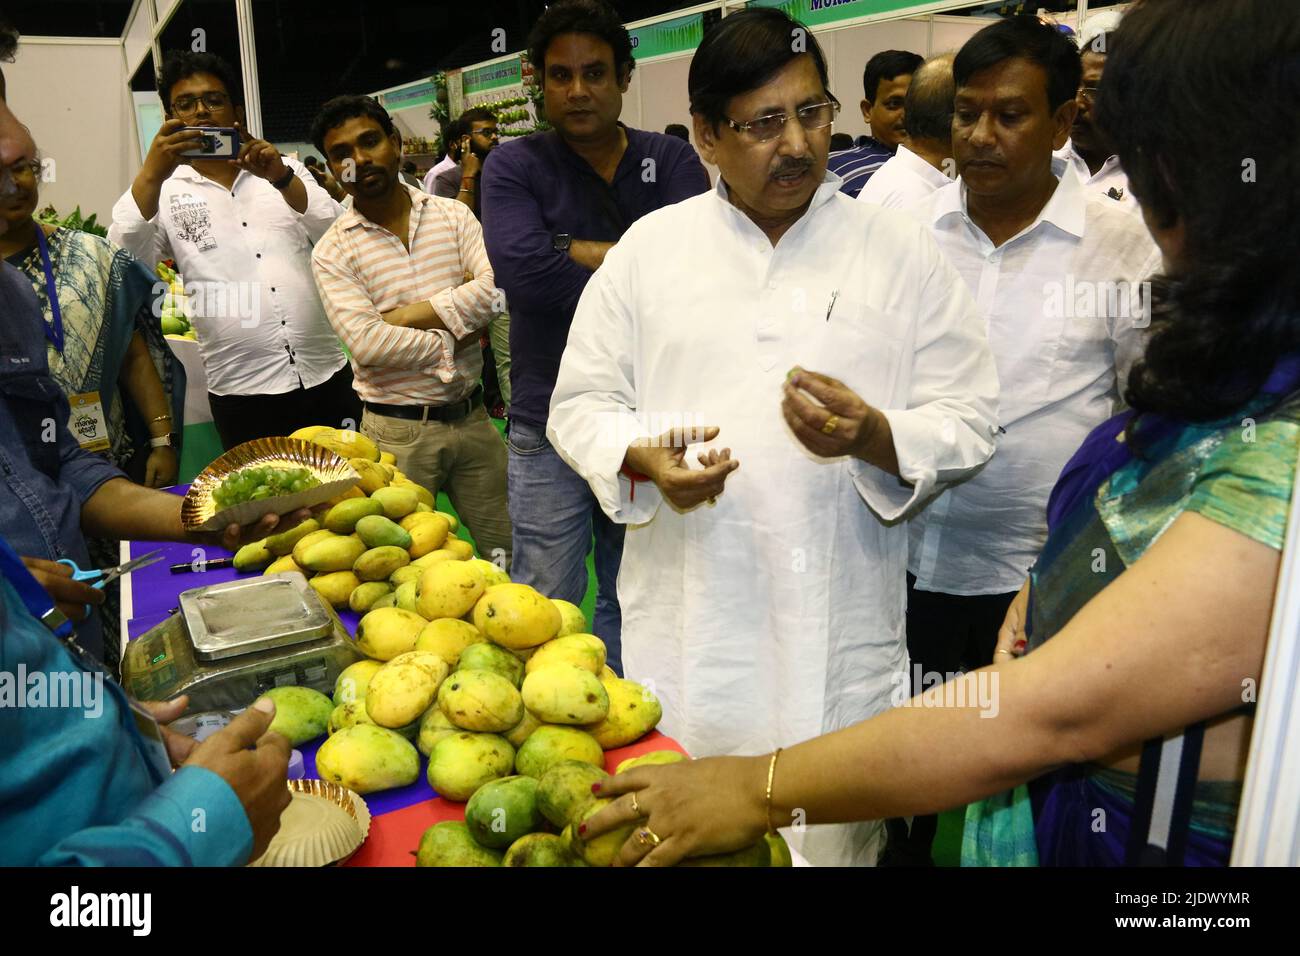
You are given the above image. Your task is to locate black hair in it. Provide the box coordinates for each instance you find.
[663,123,689,141]
[157,50,243,113]
[1099,0,1300,426]
[303,155,321,168]
[862,49,923,103]
[310,95,396,156]
[402,160,416,174]
[953,15,1081,112]
[0,14,18,62]
[442,117,467,159]
[688,7,830,130]
[459,107,497,126]
[829,132,854,152]
[528,0,635,80]
[903,55,955,142]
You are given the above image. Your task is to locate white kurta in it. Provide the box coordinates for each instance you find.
[547,174,1000,865]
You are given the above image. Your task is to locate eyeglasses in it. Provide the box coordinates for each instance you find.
[723,97,841,143]
[1077,86,1101,104]
[9,159,41,180]
[171,92,231,116]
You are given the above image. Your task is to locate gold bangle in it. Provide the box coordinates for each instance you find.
[765,747,783,834]
[150,415,173,423]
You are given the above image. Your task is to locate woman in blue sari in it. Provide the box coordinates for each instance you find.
[576,0,1300,866]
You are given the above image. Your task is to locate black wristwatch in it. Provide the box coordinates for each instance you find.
[553,233,572,253]
[271,167,296,190]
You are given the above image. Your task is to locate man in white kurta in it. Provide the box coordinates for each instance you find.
[546,31,999,867]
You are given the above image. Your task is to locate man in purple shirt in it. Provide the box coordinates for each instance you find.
[481,0,709,672]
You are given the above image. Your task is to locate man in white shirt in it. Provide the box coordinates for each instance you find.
[1053,27,1138,214]
[110,51,355,449]
[547,7,999,867]
[884,16,1160,866]
[857,53,955,210]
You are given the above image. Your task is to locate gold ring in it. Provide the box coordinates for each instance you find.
[994,648,1012,656]
[821,414,839,436]
[630,793,641,815]
[635,827,662,848]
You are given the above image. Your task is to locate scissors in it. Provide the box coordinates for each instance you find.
[58,550,164,615]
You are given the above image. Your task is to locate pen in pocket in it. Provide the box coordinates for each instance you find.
[824,289,839,322]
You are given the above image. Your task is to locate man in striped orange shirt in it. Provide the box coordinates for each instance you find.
[310,96,511,566]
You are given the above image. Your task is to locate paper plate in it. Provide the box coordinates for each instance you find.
[182,436,359,532]
[248,778,372,867]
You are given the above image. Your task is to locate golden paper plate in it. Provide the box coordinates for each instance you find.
[182,437,358,532]
[248,778,372,867]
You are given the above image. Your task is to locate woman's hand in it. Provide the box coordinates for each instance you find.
[994,577,1031,660]
[144,446,178,488]
[579,756,771,867]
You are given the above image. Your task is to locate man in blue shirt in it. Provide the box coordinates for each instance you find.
[481,0,709,671]
[827,49,922,198]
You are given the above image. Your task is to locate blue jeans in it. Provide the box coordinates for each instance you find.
[506,418,624,672]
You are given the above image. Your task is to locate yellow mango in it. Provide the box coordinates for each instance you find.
[353,545,410,582]
[333,659,384,705]
[388,650,451,683]
[417,561,486,620]
[392,477,435,508]
[309,570,360,608]
[354,607,427,660]
[312,428,380,463]
[569,798,637,867]
[291,528,338,567]
[437,669,524,732]
[389,565,423,587]
[324,496,385,534]
[436,510,460,533]
[514,725,604,778]
[525,634,607,676]
[371,486,419,520]
[399,511,441,532]
[290,425,334,443]
[379,451,397,467]
[417,706,459,756]
[262,518,320,557]
[414,618,485,667]
[425,732,515,801]
[552,599,587,637]
[348,581,393,614]
[615,750,686,775]
[583,678,662,749]
[328,699,375,734]
[365,660,442,728]
[394,580,420,614]
[521,664,609,725]
[322,485,366,508]
[442,537,474,561]
[300,535,367,573]
[469,558,510,587]
[232,539,274,572]
[415,502,434,513]
[316,724,420,794]
[503,708,544,748]
[471,584,561,650]
[407,515,451,558]
[349,457,389,494]
[263,553,306,577]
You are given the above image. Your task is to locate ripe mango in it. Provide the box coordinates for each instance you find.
[263,518,320,556]
[417,561,486,620]
[416,821,502,867]
[349,581,393,614]
[503,708,543,748]
[765,832,793,867]
[515,725,604,778]
[353,545,410,582]
[371,592,397,610]
[616,750,686,775]
[292,528,342,566]
[263,554,306,577]
[438,669,524,732]
[310,570,360,608]
[389,565,422,587]
[333,659,384,705]
[599,665,619,682]
[466,775,543,849]
[436,510,460,533]
[264,685,333,745]
[301,536,367,574]
[391,477,435,508]
[316,724,420,794]
[232,539,274,572]
[355,514,412,550]
[471,584,561,650]
[458,642,524,687]
[354,607,426,660]
[415,502,434,513]
[414,549,459,568]
[408,515,451,558]
[584,678,662,749]
[388,650,451,683]
[328,699,375,734]
[525,633,607,676]
[370,486,419,520]
[324,496,385,535]
[415,618,485,667]
[521,664,609,725]
[306,427,380,463]
[569,798,637,867]
[552,599,587,637]
[442,537,475,561]
[379,451,397,467]
[426,732,515,801]
[349,457,389,494]
[417,706,459,756]
[399,511,442,532]
[469,558,510,587]
[503,832,587,867]
[365,660,442,728]
[678,841,772,867]
[537,759,609,828]
[322,485,365,507]
[289,425,333,443]
[394,580,420,614]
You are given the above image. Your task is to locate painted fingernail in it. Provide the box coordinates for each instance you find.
[578,824,587,835]
[1014,640,1027,651]
[591,782,602,793]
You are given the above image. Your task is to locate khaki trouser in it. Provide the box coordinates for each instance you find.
[361,404,512,567]
[489,311,511,409]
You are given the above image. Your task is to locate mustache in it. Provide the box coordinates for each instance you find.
[771,159,813,177]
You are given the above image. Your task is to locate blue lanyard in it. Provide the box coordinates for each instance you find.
[34,226,64,353]
[0,535,73,638]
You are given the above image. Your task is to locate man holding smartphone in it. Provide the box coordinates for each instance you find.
[110,51,358,450]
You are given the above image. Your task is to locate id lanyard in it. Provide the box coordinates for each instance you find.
[0,535,108,678]
[34,227,64,353]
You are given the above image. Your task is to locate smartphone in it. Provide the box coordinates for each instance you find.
[179,127,239,159]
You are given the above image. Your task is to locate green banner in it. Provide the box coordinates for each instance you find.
[462,57,523,96]
[629,12,705,60]
[748,0,935,27]
[382,80,435,112]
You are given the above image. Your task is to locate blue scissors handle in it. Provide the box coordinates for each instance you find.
[56,558,106,588]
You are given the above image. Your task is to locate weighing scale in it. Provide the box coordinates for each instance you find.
[122,573,363,713]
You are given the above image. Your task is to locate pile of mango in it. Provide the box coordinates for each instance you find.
[228,426,469,613]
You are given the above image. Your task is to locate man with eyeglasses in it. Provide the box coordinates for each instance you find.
[110,51,357,450]
[547,7,998,866]
[1054,22,1139,213]
[480,0,710,674]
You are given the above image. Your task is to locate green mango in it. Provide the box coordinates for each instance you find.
[354,514,413,550]
[678,841,772,867]
[503,832,587,867]
[426,732,515,801]
[416,821,502,867]
[263,685,333,745]
[232,539,274,572]
[394,579,420,614]
[457,641,525,687]
[416,706,459,756]
[300,535,366,573]
[515,725,603,779]
[465,775,543,849]
[389,565,423,587]
[316,724,420,794]
[353,545,410,582]
[765,832,793,867]
[263,518,320,557]
[536,759,609,828]
[348,581,393,614]
[323,496,385,534]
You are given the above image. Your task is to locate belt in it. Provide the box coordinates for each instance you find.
[365,385,482,423]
